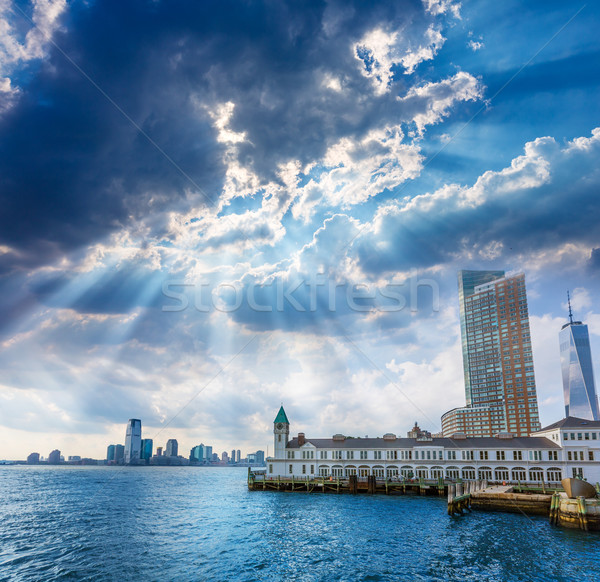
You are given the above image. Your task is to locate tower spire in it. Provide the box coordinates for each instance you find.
[567,290,574,324]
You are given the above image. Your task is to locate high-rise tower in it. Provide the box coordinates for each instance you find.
[559,293,599,420]
[442,271,541,436]
[124,419,142,464]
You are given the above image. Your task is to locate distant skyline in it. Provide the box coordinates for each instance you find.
[1,1,600,459]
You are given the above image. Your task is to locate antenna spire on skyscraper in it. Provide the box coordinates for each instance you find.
[567,290,574,324]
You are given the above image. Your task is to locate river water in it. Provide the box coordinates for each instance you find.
[0,466,596,581]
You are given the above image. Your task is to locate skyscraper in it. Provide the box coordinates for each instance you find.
[141,438,153,461]
[106,444,116,462]
[442,270,541,437]
[124,419,142,464]
[48,449,61,464]
[559,295,599,420]
[114,444,125,464]
[166,439,178,457]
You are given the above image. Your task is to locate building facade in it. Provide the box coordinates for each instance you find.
[165,439,178,457]
[141,438,153,461]
[124,419,142,464]
[442,271,541,437]
[266,408,600,484]
[559,299,599,421]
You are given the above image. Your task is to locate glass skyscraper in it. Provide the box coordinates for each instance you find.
[124,419,142,464]
[559,300,599,420]
[442,270,541,436]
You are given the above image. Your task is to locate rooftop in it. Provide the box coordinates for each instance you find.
[274,406,290,424]
[538,416,600,431]
[286,435,559,450]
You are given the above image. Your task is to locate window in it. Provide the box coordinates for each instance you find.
[310,465,314,474]
[374,451,382,460]
[302,465,306,474]
[278,435,281,442]
[496,451,505,461]
[320,451,327,460]
[513,450,523,461]
[589,451,594,461]
[360,451,368,460]
[269,464,273,474]
[578,433,583,441]
[347,451,354,460]
[564,433,569,440]
[479,451,488,460]
[289,465,293,474]
[548,451,558,461]
[567,451,572,461]
[585,433,590,440]
[447,451,456,460]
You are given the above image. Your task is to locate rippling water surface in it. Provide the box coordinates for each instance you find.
[0,466,597,581]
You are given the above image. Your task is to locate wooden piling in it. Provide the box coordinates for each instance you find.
[577,496,589,532]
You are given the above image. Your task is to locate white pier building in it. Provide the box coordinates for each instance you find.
[267,407,600,485]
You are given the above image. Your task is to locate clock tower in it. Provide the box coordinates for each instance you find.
[273,406,290,459]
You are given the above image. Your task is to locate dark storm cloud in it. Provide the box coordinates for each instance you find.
[0,0,433,272]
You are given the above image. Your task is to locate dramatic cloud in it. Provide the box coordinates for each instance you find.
[2,0,600,459]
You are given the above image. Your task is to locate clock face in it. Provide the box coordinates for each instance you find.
[276,423,284,430]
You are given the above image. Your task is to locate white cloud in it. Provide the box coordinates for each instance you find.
[468,39,484,51]
[422,0,461,19]
[399,71,482,132]
[0,0,66,112]
[354,24,446,94]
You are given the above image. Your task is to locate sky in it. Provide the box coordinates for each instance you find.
[1,0,600,460]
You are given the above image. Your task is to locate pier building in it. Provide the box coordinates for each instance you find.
[441,271,541,437]
[266,407,600,485]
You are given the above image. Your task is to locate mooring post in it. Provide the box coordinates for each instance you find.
[577,496,589,531]
[447,484,456,515]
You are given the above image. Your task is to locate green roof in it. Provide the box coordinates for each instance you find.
[274,406,289,424]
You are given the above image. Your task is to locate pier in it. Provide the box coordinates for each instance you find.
[250,469,600,531]
[248,469,449,496]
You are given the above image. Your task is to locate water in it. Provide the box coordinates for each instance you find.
[0,466,597,582]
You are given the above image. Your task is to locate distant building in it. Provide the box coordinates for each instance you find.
[190,444,206,463]
[114,444,125,464]
[407,423,431,439]
[255,450,265,465]
[211,453,219,462]
[222,451,229,463]
[124,419,142,464]
[68,456,81,462]
[205,446,213,461]
[106,444,116,462]
[141,439,153,461]
[236,449,241,464]
[230,449,236,463]
[48,449,61,464]
[27,452,39,464]
[441,271,540,437]
[560,295,599,421]
[156,446,163,457]
[166,439,178,457]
